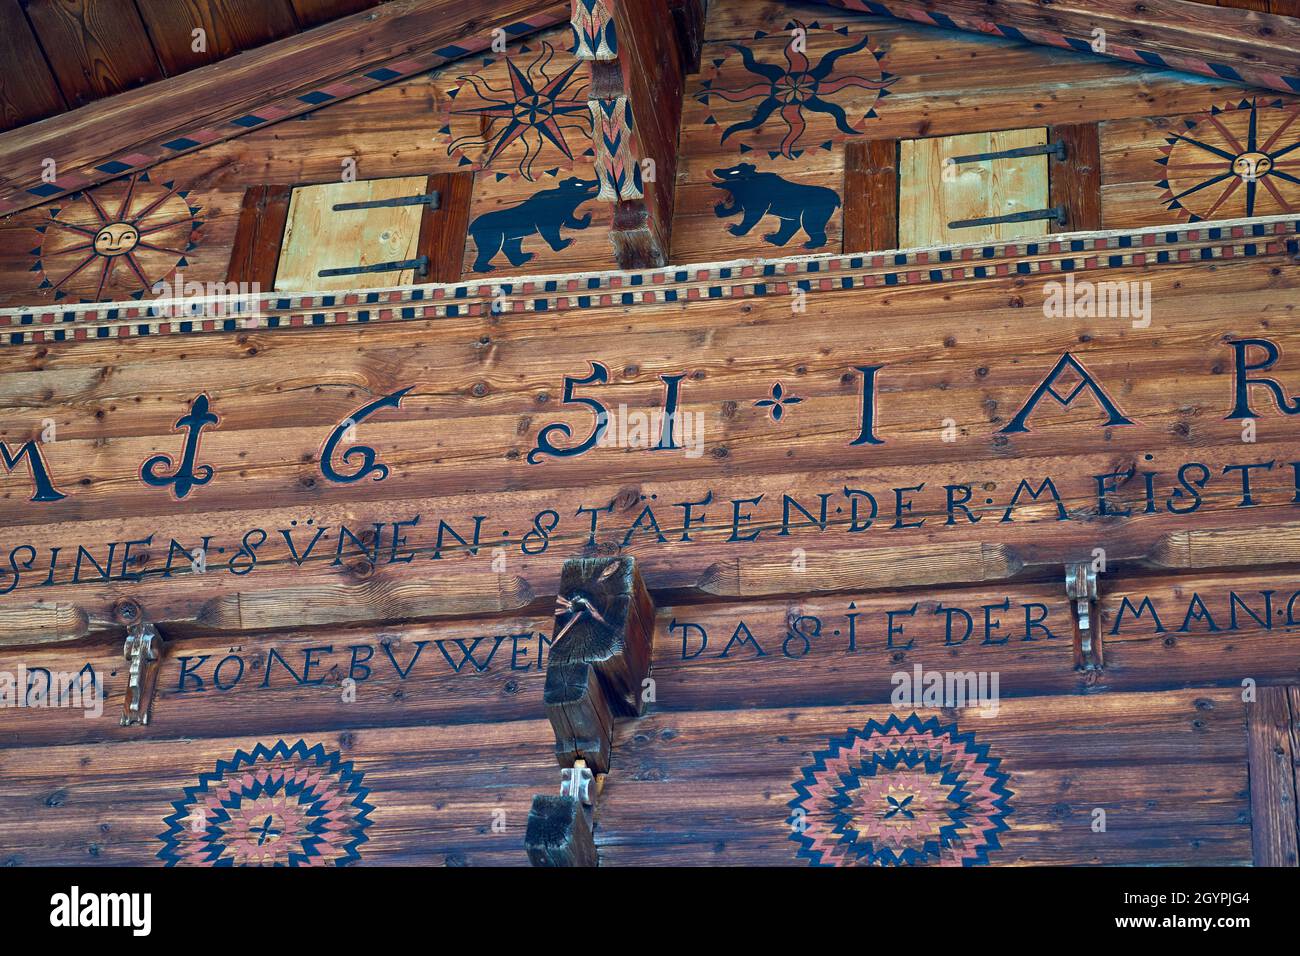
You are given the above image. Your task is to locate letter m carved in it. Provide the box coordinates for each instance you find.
[0,440,66,502]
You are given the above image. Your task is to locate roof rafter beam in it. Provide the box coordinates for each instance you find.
[811,0,1300,95]
[0,0,570,217]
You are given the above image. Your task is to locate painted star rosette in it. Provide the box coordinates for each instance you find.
[438,40,593,181]
[158,739,373,867]
[789,714,1013,866]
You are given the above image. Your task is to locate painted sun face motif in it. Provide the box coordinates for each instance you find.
[93,222,140,257]
[1158,99,1300,221]
[32,171,200,302]
[1232,151,1274,182]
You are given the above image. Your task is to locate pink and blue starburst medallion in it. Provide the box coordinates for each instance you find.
[789,714,1013,866]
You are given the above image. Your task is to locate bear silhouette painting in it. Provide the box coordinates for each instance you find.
[711,163,840,249]
[468,177,599,272]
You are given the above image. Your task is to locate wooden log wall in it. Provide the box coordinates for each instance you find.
[2,0,1297,308]
[3,561,1298,864]
[3,0,1300,869]
[2,224,1300,637]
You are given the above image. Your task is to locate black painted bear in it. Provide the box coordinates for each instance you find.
[711,163,841,249]
[468,177,599,272]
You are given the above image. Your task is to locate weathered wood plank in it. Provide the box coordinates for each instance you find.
[812,0,1300,94]
[843,138,898,253]
[288,0,384,29]
[23,0,163,108]
[274,176,427,291]
[1248,685,1300,864]
[420,172,474,284]
[0,685,1254,865]
[0,718,556,865]
[597,688,1252,865]
[4,565,1298,749]
[899,128,1049,247]
[1050,123,1103,232]
[0,0,66,132]
[2,250,1300,634]
[225,184,294,287]
[135,0,300,76]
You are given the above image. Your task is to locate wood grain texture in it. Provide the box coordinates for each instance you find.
[0,12,1273,308]
[23,0,163,107]
[843,139,898,253]
[1247,685,1299,865]
[1,250,1299,635]
[599,688,1253,865]
[419,171,474,284]
[674,2,1263,264]
[134,0,300,75]
[288,0,383,28]
[0,600,86,646]
[1050,123,1103,232]
[603,0,685,268]
[1101,99,1300,231]
[899,128,1050,247]
[0,679,1256,865]
[0,717,557,865]
[5,562,1300,751]
[225,184,294,287]
[274,176,427,292]
[0,0,65,132]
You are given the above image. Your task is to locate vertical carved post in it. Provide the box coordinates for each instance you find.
[572,0,702,268]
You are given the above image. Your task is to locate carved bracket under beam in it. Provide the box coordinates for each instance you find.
[1065,562,1103,671]
[115,598,166,727]
[525,555,656,866]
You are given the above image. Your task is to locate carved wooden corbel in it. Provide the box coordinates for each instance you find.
[1065,561,1103,671]
[525,556,655,866]
[115,599,165,727]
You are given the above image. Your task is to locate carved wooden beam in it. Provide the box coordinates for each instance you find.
[811,0,1300,96]
[572,0,704,268]
[525,555,655,865]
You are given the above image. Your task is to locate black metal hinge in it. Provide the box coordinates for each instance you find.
[318,256,430,279]
[949,205,1067,230]
[949,139,1067,165]
[331,191,440,212]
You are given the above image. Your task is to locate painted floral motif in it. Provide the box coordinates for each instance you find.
[789,714,1013,866]
[755,381,803,421]
[31,172,200,302]
[1157,99,1300,221]
[439,40,593,181]
[697,19,896,159]
[158,740,373,867]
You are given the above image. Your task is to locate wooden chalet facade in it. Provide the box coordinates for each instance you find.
[0,0,1299,869]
